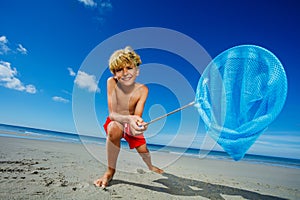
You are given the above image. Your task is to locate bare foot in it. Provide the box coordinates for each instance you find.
[150,166,164,174]
[94,172,114,188]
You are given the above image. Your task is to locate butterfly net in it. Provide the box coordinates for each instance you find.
[195,45,287,160]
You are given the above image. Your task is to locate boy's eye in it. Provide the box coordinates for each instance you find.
[116,66,133,72]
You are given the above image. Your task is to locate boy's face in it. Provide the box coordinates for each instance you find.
[114,64,139,87]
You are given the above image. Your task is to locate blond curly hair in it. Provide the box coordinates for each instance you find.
[108,46,142,74]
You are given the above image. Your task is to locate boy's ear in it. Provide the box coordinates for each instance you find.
[136,67,140,76]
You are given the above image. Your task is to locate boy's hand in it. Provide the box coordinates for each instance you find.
[136,121,148,134]
[127,115,147,136]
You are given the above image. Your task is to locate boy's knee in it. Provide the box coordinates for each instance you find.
[136,145,150,156]
[107,121,123,141]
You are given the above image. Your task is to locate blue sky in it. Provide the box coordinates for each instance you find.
[0,0,300,159]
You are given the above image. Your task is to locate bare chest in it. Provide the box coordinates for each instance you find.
[114,88,140,115]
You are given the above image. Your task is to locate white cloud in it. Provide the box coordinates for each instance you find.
[0,36,28,55]
[67,67,76,76]
[74,70,100,93]
[78,0,113,27]
[25,84,36,94]
[98,0,112,10]
[0,36,10,54]
[0,61,37,94]
[52,96,69,103]
[0,36,7,43]
[62,90,72,96]
[16,44,27,54]
[78,0,97,7]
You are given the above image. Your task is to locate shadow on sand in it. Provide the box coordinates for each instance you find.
[111,172,287,200]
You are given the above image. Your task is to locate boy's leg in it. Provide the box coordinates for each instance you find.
[94,121,123,187]
[135,144,164,174]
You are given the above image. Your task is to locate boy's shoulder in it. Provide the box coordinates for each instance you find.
[135,82,148,91]
[107,77,117,83]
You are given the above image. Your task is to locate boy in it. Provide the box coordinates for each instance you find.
[94,46,163,188]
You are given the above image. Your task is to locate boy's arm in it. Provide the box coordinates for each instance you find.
[107,77,117,115]
[134,85,149,129]
[134,85,148,117]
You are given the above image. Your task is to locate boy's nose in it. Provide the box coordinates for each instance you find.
[123,67,128,75]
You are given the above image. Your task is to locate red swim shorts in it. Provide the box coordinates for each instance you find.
[103,117,146,149]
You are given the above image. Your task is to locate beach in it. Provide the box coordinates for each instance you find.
[0,136,299,200]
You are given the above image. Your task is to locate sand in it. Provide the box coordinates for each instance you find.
[0,136,299,200]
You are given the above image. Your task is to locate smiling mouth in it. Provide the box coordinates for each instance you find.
[121,76,132,81]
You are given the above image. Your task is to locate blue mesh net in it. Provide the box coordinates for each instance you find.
[195,45,288,161]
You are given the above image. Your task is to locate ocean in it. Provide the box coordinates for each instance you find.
[0,123,299,169]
